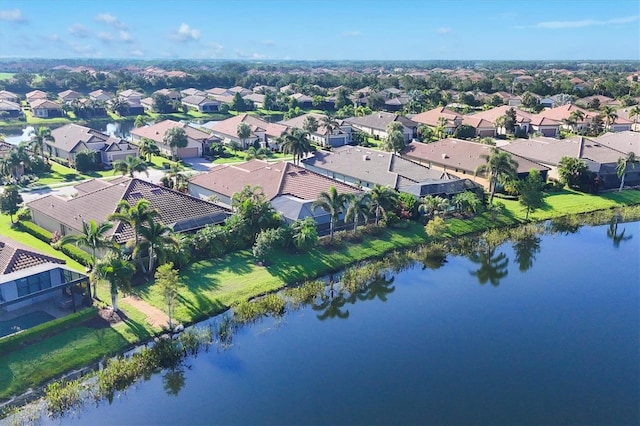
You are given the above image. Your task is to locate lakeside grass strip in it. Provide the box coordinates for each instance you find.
[1,189,639,401]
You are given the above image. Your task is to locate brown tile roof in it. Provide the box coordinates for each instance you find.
[461,116,494,129]
[402,139,549,175]
[50,123,124,153]
[0,236,65,275]
[130,120,211,144]
[279,112,346,136]
[28,178,230,243]
[208,113,289,139]
[26,90,47,99]
[469,105,532,125]
[30,99,61,110]
[346,111,418,131]
[536,104,595,123]
[189,160,360,201]
[593,131,640,154]
[412,107,461,127]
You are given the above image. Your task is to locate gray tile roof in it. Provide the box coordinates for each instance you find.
[346,111,418,131]
[0,236,65,275]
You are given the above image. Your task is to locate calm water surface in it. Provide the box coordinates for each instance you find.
[50,222,640,425]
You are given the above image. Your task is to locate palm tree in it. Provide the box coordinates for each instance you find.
[139,138,160,162]
[93,250,135,312]
[6,145,29,179]
[607,217,633,248]
[312,186,349,242]
[236,122,252,149]
[113,155,149,178]
[469,246,509,287]
[280,128,311,165]
[616,152,637,191]
[320,114,339,146]
[136,219,177,274]
[163,126,188,159]
[475,148,519,204]
[569,109,585,131]
[435,116,448,139]
[110,98,130,116]
[418,195,450,219]
[628,105,640,130]
[30,127,53,162]
[108,199,160,271]
[601,105,618,130]
[369,184,399,226]
[166,162,186,189]
[345,193,372,232]
[303,115,319,133]
[61,220,116,298]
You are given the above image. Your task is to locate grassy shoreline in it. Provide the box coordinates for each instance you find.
[1,189,640,402]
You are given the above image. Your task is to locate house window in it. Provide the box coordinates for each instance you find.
[16,271,52,297]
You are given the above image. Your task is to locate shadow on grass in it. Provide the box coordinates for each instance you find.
[118,310,153,340]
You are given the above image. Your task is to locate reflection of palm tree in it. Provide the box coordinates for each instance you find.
[512,234,541,272]
[313,291,350,321]
[469,245,509,286]
[361,275,395,302]
[163,368,186,397]
[607,218,633,248]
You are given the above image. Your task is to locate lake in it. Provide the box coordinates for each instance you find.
[36,221,640,425]
[2,122,133,145]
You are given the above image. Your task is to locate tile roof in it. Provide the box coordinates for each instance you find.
[499,136,626,167]
[30,99,61,110]
[50,123,125,153]
[536,104,595,123]
[28,178,230,244]
[279,112,346,136]
[0,236,65,275]
[189,159,360,202]
[0,100,21,111]
[593,131,640,154]
[130,120,211,144]
[207,113,289,139]
[412,107,461,127]
[302,145,450,190]
[346,111,418,131]
[461,116,494,129]
[182,95,217,106]
[26,90,47,99]
[469,105,532,124]
[401,139,549,175]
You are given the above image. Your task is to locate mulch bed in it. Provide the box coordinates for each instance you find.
[82,308,123,329]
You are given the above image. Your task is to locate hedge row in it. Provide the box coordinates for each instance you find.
[0,307,98,353]
[16,221,93,267]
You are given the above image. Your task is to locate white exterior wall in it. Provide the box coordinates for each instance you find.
[0,268,64,312]
[188,183,232,206]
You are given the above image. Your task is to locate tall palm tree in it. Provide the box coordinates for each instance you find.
[93,250,135,312]
[113,155,149,178]
[369,184,398,225]
[418,195,450,219]
[139,137,160,162]
[616,152,637,191]
[321,114,339,146]
[163,127,188,158]
[236,122,252,149]
[475,148,519,204]
[345,193,372,232]
[136,219,177,274]
[6,145,29,179]
[108,199,160,271]
[628,105,640,130]
[61,220,116,298]
[30,126,53,161]
[601,105,618,130]
[280,128,311,165]
[303,115,319,133]
[569,109,585,128]
[312,186,349,241]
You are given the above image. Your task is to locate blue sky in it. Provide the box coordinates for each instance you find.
[0,0,638,60]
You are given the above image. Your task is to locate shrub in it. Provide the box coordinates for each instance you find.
[425,216,446,239]
[16,207,31,221]
[60,244,93,267]
[15,220,53,243]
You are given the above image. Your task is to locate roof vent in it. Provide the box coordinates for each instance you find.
[363,155,370,161]
[442,154,449,159]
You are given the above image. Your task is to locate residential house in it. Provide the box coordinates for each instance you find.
[346,111,418,142]
[203,113,289,149]
[130,119,212,158]
[48,123,138,165]
[118,89,143,104]
[0,236,88,316]
[0,100,23,119]
[593,131,640,155]
[181,88,206,97]
[529,115,561,137]
[0,90,19,103]
[28,178,231,246]
[615,108,640,131]
[188,160,360,227]
[228,86,252,97]
[58,90,81,104]
[242,93,265,109]
[30,99,63,118]
[88,89,113,102]
[500,136,636,189]
[461,116,496,138]
[537,104,596,132]
[26,90,47,103]
[279,113,351,147]
[154,89,181,102]
[301,145,458,195]
[470,105,533,135]
[411,107,462,135]
[206,87,232,97]
[181,95,220,112]
[401,139,549,184]
[291,93,313,109]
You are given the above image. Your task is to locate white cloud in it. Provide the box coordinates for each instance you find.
[95,13,126,29]
[172,23,200,42]
[0,8,28,23]
[436,27,452,35]
[343,31,361,37]
[68,24,90,38]
[119,31,133,43]
[532,15,638,29]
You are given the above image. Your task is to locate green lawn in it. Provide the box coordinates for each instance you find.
[146,154,193,170]
[0,72,15,80]
[30,162,119,187]
[134,223,428,323]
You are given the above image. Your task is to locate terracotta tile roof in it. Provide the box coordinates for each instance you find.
[536,104,595,123]
[0,100,20,112]
[30,99,61,110]
[26,90,47,99]
[279,112,346,136]
[0,236,65,275]
[130,120,211,144]
[402,139,549,175]
[412,107,461,127]
[469,105,532,125]
[461,116,494,129]
[529,115,561,126]
[302,145,450,190]
[208,113,289,139]
[28,178,230,243]
[189,159,360,202]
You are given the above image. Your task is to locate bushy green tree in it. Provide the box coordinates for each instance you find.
[557,156,589,189]
[154,262,183,329]
[0,185,23,223]
[516,169,546,219]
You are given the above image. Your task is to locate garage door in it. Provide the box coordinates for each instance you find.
[177,147,199,159]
